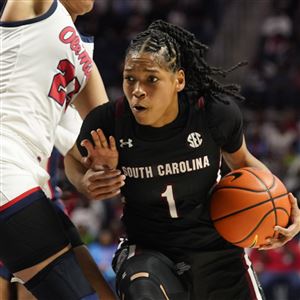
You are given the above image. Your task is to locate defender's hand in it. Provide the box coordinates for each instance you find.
[80,168,125,201]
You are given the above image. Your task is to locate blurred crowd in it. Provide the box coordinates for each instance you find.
[248,239,300,300]
[241,0,300,198]
[243,0,300,110]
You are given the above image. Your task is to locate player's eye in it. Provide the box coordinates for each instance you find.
[148,76,158,83]
[124,75,135,83]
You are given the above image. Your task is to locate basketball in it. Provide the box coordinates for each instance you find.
[210,167,291,248]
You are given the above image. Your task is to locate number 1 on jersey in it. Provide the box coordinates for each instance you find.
[161,185,178,218]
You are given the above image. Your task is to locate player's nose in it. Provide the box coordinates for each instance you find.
[132,82,146,98]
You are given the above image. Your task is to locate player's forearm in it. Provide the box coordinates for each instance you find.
[240,152,269,171]
[64,150,87,194]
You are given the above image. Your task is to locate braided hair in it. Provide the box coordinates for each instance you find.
[126,19,247,104]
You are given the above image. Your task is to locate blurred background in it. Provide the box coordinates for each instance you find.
[1,0,300,299]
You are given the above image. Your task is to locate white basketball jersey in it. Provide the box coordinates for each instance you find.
[0,0,93,204]
[42,105,83,199]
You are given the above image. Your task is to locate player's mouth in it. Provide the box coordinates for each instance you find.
[132,104,148,113]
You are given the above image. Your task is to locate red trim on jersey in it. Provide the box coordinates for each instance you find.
[0,187,41,212]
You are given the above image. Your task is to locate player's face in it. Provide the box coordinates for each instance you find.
[60,0,94,18]
[123,52,185,127]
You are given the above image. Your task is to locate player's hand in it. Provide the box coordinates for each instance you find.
[259,193,300,250]
[81,128,118,170]
[80,167,125,200]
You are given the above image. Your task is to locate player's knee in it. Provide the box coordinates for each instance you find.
[115,250,188,300]
[122,272,171,300]
[24,251,97,300]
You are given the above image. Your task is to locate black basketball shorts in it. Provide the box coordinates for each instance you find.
[178,247,265,300]
[0,189,80,273]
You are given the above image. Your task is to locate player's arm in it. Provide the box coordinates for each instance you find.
[222,136,269,172]
[0,0,52,21]
[72,62,109,119]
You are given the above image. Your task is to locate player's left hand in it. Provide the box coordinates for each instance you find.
[259,193,300,250]
[80,128,119,170]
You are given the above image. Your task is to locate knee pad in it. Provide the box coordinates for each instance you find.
[115,248,189,300]
[24,251,97,300]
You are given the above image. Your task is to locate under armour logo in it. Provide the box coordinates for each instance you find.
[120,138,133,148]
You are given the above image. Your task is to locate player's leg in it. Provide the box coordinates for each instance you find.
[0,263,11,300]
[0,189,97,300]
[0,277,10,300]
[112,241,189,300]
[53,203,115,299]
[74,245,116,299]
[16,251,108,300]
[181,247,265,300]
[17,281,36,300]
[0,262,19,300]
[15,248,112,300]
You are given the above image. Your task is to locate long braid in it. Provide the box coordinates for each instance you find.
[126,19,247,104]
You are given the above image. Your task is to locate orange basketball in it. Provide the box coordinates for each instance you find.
[210,167,291,248]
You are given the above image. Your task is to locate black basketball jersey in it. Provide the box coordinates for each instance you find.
[77,94,244,257]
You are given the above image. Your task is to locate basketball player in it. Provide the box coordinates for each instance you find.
[64,20,300,300]
[16,107,116,300]
[0,0,124,299]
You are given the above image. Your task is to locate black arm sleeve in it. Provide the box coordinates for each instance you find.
[207,99,244,153]
[76,102,116,157]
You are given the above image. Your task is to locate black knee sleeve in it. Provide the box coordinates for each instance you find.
[113,247,189,300]
[24,251,97,300]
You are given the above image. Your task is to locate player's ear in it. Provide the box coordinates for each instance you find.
[175,69,185,92]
